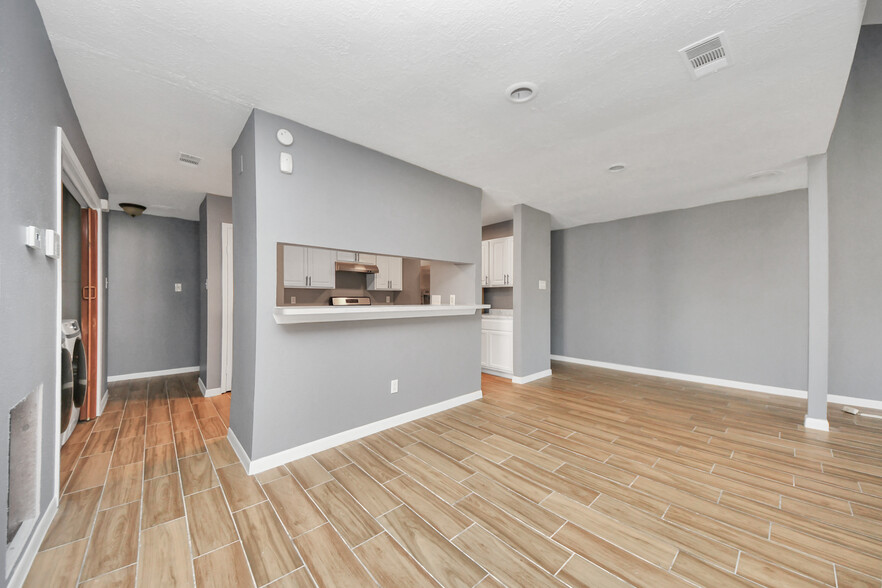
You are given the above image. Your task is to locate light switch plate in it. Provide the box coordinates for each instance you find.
[280,152,293,174]
[539,280,547,290]
[25,226,41,249]
[44,229,60,259]
[174,283,182,292]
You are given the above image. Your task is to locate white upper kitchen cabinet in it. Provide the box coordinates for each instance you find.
[307,248,336,288]
[487,236,514,287]
[481,240,490,287]
[284,245,335,289]
[367,255,403,291]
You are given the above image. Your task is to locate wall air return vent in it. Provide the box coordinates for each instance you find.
[178,152,202,167]
[680,32,731,79]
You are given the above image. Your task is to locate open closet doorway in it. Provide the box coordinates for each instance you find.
[55,128,106,496]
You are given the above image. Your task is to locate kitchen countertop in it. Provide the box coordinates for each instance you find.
[273,304,490,324]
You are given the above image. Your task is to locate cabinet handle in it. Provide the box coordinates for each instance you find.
[307,276,311,286]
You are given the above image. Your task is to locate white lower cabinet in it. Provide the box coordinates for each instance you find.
[481,317,513,374]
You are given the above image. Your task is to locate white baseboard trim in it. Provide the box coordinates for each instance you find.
[230,389,484,475]
[827,394,882,411]
[512,369,553,385]
[107,366,199,382]
[804,416,830,431]
[550,355,808,399]
[481,367,513,379]
[7,495,58,588]
[197,378,224,398]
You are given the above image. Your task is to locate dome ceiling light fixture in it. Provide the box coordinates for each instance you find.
[119,203,147,217]
[506,82,537,104]
[608,164,626,172]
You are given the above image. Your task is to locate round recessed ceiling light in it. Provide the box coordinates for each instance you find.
[748,169,784,180]
[608,164,626,172]
[506,82,537,103]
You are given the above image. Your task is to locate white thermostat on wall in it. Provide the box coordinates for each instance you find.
[276,129,294,146]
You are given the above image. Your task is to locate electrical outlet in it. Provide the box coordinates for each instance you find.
[174,283,182,292]
[539,280,547,290]
[391,379,398,394]
[385,296,391,303]
[290,296,296,304]
[449,294,456,305]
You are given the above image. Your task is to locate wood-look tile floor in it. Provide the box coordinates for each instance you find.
[27,362,882,587]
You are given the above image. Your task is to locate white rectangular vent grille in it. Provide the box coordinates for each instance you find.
[178,152,202,167]
[680,32,731,79]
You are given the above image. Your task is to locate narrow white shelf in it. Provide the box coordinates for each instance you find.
[273,304,490,324]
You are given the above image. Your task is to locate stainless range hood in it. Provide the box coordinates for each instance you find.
[335,261,379,274]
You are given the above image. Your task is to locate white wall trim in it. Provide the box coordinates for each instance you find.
[512,369,552,385]
[197,377,224,398]
[804,416,830,431]
[827,394,882,411]
[550,355,808,399]
[7,495,58,588]
[481,367,513,379]
[107,366,199,382]
[99,389,109,416]
[231,389,483,475]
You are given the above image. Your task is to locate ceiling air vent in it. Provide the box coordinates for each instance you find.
[178,152,202,167]
[679,32,731,79]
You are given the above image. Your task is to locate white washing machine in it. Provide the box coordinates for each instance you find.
[60,319,87,446]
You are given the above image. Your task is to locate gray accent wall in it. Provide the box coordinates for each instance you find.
[0,0,107,578]
[108,211,199,376]
[828,25,882,402]
[551,191,809,390]
[513,204,551,378]
[199,194,233,391]
[231,109,482,461]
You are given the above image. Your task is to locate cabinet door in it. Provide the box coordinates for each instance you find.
[504,236,514,286]
[388,256,403,291]
[481,241,490,287]
[357,253,377,264]
[368,255,389,290]
[488,330,513,372]
[283,245,308,288]
[307,248,336,289]
[481,330,490,367]
[336,250,356,262]
[489,238,508,286]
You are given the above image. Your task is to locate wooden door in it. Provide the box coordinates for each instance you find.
[80,209,99,420]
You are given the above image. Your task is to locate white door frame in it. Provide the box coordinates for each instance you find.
[221,223,233,392]
[55,128,105,498]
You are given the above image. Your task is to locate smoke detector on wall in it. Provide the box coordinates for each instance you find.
[178,152,202,167]
[680,32,732,79]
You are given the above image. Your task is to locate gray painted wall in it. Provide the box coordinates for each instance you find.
[231,109,482,460]
[62,188,82,321]
[199,195,233,390]
[231,112,258,455]
[0,0,107,577]
[513,204,551,378]
[108,211,199,376]
[829,25,882,402]
[551,191,809,390]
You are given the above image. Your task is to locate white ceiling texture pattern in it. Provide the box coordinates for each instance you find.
[36,0,865,227]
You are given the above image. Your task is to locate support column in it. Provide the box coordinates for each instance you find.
[805,154,830,431]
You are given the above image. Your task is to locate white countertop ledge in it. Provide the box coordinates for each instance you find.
[273,304,490,324]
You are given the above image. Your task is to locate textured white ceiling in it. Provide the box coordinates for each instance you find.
[36,0,865,227]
